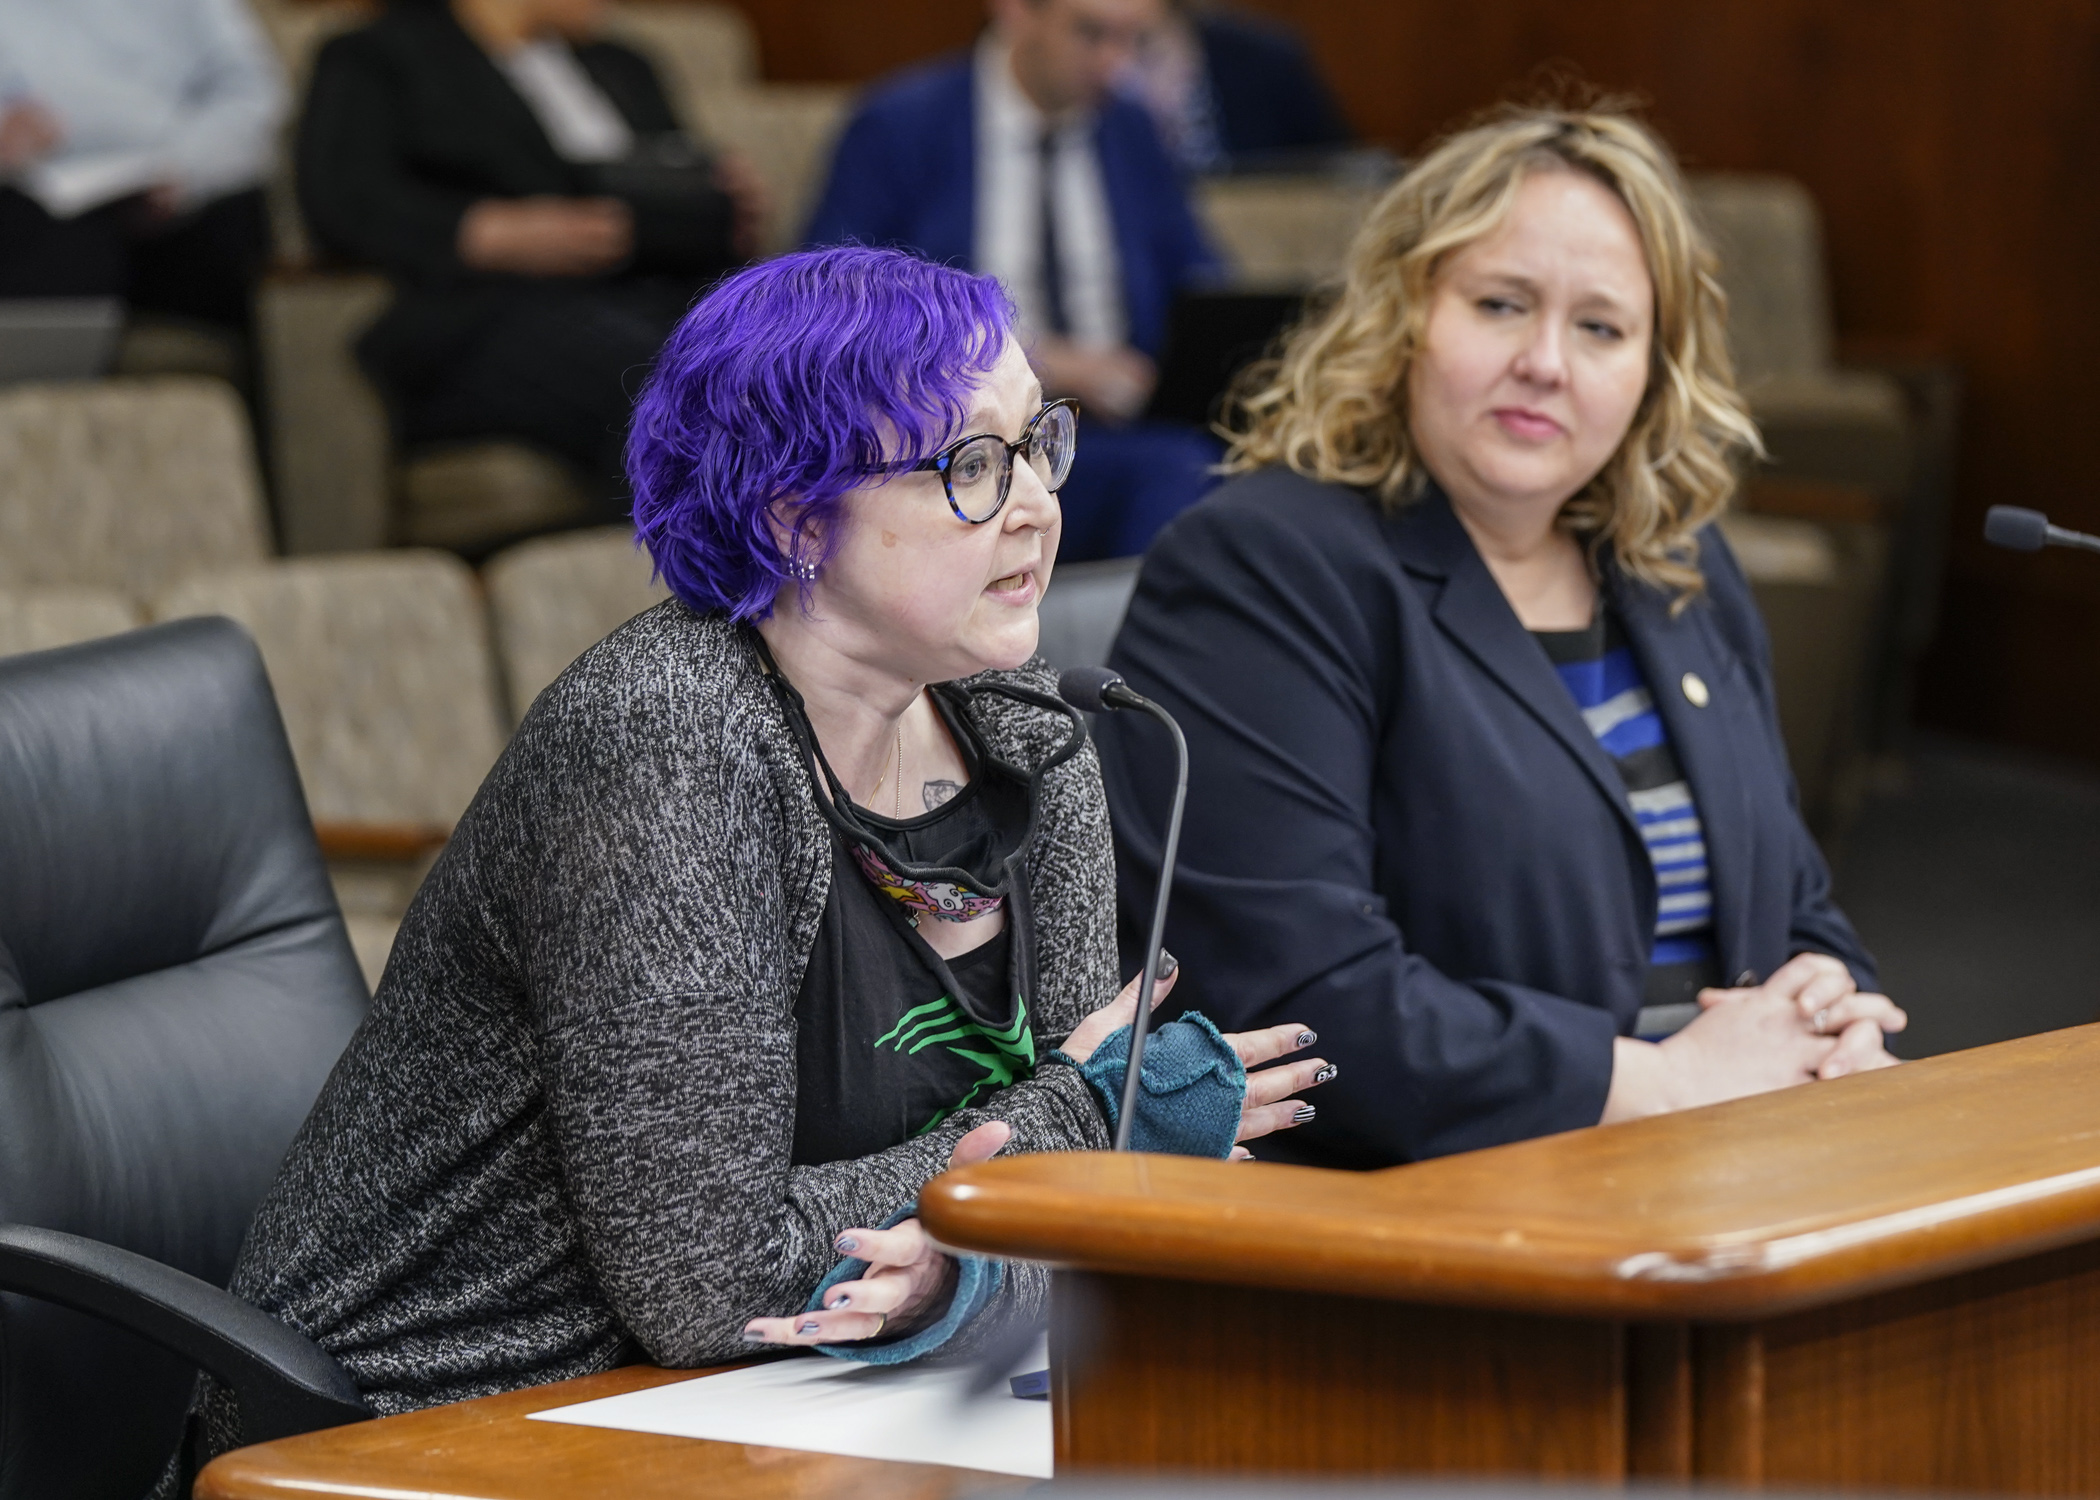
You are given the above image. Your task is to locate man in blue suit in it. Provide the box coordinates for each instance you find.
[806,0,1225,561]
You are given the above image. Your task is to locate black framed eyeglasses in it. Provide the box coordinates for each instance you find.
[867,399,1080,524]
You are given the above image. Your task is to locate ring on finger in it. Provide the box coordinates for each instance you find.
[1813,1007,1831,1034]
[872,1312,887,1337]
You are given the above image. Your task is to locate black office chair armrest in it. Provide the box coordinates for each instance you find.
[0,1223,370,1445]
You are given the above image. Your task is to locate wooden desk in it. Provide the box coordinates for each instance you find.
[922,1024,2100,1491]
[194,1364,1024,1500]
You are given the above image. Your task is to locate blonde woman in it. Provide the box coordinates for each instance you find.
[1093,105,1906,1167]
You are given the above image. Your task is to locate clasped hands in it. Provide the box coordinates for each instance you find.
[1608,952,1906,1123]
[742,962,1330,1348]
[455,153,771,277]
[1691,951,1905,1081]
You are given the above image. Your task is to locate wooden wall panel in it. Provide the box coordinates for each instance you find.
[1752,1238,2100,1493]
[719,0,2100,758]
[1052,1271,1628,1475]
[724,0,980,84]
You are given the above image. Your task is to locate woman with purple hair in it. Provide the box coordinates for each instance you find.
[204,246,1329,1430]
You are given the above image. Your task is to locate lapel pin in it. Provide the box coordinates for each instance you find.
[1681,672,1710,708]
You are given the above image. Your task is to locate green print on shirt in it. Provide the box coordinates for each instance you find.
[874,995,1036,1134]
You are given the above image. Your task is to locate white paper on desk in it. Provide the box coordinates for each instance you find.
[527,1336,1053,1478]
[20,150,165,219]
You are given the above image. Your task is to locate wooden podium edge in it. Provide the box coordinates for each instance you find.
[924,1025,2100,1321]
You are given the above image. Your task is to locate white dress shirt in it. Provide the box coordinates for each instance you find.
[496,38,635,165]
[0,0,286,218]
[973,35,1125,349]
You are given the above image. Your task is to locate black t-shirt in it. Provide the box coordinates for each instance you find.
[787,693,1043,1167]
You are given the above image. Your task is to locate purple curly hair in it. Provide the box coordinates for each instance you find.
[627,247,1014,621]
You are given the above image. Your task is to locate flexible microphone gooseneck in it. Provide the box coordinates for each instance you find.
[1984,506,2100,555]
[1057,665,1189,1153]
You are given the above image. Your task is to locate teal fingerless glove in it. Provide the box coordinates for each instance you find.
[807,1204,1004,1365]
[1051,1010,1245,1159]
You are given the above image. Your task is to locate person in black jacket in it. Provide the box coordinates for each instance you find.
[1095,105,1907,1168]
[298,0,756,526]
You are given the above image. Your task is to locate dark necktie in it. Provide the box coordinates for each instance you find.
[1036,127,1069,336]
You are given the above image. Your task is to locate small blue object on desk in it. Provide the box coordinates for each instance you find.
[1009,1368,1050,1400]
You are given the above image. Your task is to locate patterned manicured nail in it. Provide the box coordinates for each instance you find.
[826,1293,851,1310]
[1313,1064,1338,1084]
[796,1320,822,1335]
[1157,949,1179,978]
[835,1235,860,1255]
[741,1326,769,1343]
[1292,1104,1317,1124]
[1295,1030,1317,1049]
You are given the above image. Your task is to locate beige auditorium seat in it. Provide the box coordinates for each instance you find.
[152,551,512,988]
[0,586,141,657]
[1688,175,1919,830]
[0,377,271,596]
[257,270,594,559]
[1688,174,1910,494]
[483,526,669,722]
[690,84,855,255]
[600,1,757,94]
[258,272,396,554]
[1716,510,1876,827]
[1196,174,1385,290]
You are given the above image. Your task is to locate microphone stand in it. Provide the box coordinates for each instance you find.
[1056,666,1191,1152]
[1111,697,1188,1152]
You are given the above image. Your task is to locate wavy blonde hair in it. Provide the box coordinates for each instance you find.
[1223,103,1760,603]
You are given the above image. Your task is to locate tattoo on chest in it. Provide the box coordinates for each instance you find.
[922,779,962,811]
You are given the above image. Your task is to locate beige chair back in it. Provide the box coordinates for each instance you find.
[151,552,509,829]
[483,527,669,722]
[261,273,396,553]
[0,586,142,658]
[1685,173,1835,387]
[601,2,759,101]
[0,377,271,595]
[693,84,855,254]
[1197,175,1384,290]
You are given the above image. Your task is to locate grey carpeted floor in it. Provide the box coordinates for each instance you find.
[1831,735,2100,1058]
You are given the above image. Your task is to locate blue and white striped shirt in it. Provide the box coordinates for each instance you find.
[1533,613,1721,1002]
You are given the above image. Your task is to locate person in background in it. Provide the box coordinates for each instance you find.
[1096,106,1907,1169]
[805,0,1224,563]
[298,0,761,530]
[1118,0,1354,174]
[195,249,1329,1450]
[0,0,285,341]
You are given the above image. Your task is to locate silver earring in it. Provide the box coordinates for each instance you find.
[789,557,818,581]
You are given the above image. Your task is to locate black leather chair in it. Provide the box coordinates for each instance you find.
[0,619,373,1499]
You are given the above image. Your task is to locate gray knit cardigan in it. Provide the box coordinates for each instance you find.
[226,601,1118,1415]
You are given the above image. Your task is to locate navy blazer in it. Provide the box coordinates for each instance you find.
[801,52,1220,358]
[1095,468,1876,1166]
[1197,11,1354,162]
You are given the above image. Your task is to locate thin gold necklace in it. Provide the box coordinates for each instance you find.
[869,712,907,817]
[891,719,904,818]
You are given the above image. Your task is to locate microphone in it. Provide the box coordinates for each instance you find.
[1058,665,1189,1153]
[1984,506,2100,554]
